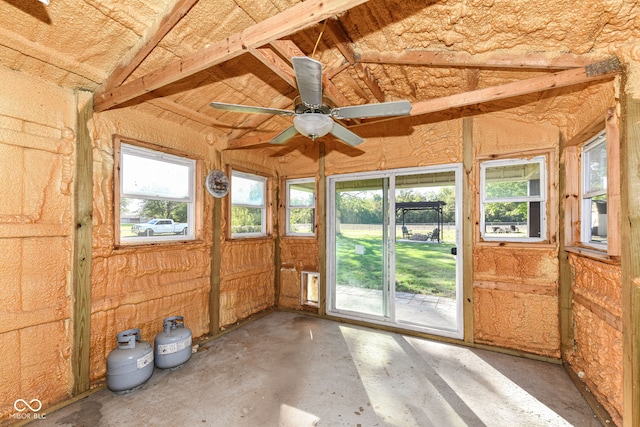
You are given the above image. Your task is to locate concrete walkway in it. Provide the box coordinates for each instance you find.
[36,312,599,427]
[336,285,458,331]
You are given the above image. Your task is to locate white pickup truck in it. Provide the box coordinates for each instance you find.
[131,219,188,236]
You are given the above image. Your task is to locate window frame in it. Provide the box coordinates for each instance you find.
[230,170,269,239]
[114,137,198,246]
[479,155,548,243]
[563,108,620,260]
[580,131,608,250]
[285,177,316,237]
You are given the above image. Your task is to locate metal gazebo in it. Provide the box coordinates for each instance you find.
[395,201,446,242]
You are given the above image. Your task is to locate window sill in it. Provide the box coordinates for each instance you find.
[476,240,556,249]
[565,245,620,264]
[282,234,317,239]
[114,239,206,252]
[227,235,274,242]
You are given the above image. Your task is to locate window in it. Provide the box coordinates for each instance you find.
[118,142,196,244]
[581,131,607,248]
[231,171,267,237]
[480,156,547,241]
[286,178,316,236]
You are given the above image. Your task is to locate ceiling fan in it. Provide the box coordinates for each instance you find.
[210,56,412,146]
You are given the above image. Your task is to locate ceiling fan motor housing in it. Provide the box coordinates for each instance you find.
[293,95,333,114]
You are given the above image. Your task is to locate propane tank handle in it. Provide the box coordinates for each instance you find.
[163,316,184,333]
[116,328,141,349]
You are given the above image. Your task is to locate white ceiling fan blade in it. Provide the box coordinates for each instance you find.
[210,102,294,116]
[330,122,364,146]
[292,56,323,108]
[270,126,299,145]
[331,100,412,119]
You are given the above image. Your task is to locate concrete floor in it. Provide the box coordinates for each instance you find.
[37,312,600,427]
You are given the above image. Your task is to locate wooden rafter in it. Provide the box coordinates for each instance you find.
[409,58,621,117]
[100,0,201,93]
[356,49,605,70]
[94,0,370,112]
[325,18,386,102]
[324,18,356,64]
[565,111,608,147]
[250,46,297,88]
[357,64,386,102]
[148,98,231,127]
[228,132,287,148]
[324,58,351,79]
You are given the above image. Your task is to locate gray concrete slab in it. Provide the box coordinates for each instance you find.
[36,312,600,426]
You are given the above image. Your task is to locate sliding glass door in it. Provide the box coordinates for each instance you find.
[327,165,463,338]
[332,177,389,320]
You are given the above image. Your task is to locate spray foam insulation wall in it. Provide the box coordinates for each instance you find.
[87,109,213,382]
[279,239,320,310]
[0,68,75,419]
[219,240,275,325]
[473,246,560,356]
[325,119,462,175]
[218,149,280,326]
[567,255,623,425]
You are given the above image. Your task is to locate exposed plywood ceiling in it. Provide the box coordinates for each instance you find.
[1,0,636,145]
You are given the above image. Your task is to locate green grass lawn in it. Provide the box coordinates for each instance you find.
[336,228,457,298]
[121,223,137,237]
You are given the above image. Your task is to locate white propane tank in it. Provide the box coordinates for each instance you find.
[154,316,192,369]
[106,329,154,394]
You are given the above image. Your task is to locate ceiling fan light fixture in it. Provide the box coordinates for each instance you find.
[293,113,333,140]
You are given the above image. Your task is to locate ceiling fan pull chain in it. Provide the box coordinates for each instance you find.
[311,19,328,59]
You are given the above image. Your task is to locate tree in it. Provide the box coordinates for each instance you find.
[337,191,380,224]
[484,180,530,223]
[484,201,527,223]
[120,198,131,212]
[431,187,455,223]
[289,207,314,232]
[141,200,187,222]
[231,206,262,232]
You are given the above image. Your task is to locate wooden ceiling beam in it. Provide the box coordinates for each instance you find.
[94,0,371,112]
[148,98,231,127]
[356,49,605,70]
[409,58,621,117]
[269,39,307,64]
[325,18,385,102]
[324,18,357,64]
[356,64,386,102]
[324,58,351,79]
[250,46,297,88]
[101,0,201,93]
[228,132,283,148]
[565,111,608,147]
